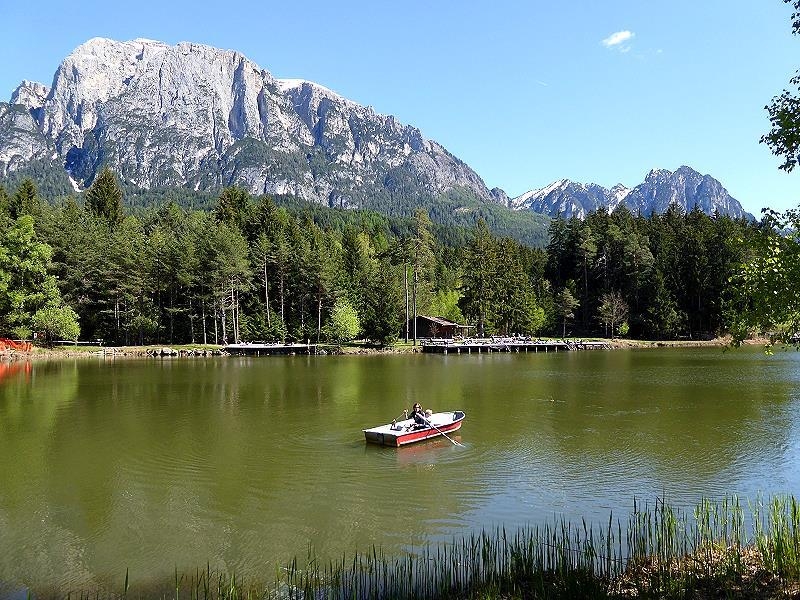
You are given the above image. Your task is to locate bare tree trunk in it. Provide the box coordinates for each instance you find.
[229,283,237,343]
[583,258,589,328]
[404,263,409,343]
[280,273,285,323]
[188,298,195,344]
[317,297,322,343]
[413,268,418,345]
[169,286,175,344]
[264,259,271,327]
[214,301,220,345]
[202,298,208,345]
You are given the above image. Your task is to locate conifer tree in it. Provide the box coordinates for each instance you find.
[460,219,498,336]
[11,178,41,219]
[555,286,579,339]
[85,167,124,227]
[361,259,404,344]
[410,209,435,342]
[214,186,251,230]
[0,184,10,221]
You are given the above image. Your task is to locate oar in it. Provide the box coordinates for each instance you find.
[424,417,465,447]
[391,409,409,429]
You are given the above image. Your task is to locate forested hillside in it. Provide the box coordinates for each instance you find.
[0,172,762,346]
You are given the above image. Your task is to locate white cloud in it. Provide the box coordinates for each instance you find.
[602,30,635,50]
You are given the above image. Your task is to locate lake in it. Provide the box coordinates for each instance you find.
[1,346,799,592]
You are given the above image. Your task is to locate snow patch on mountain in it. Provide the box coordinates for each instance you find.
[512,167,751,220]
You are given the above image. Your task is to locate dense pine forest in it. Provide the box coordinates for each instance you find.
[0,170,764,346]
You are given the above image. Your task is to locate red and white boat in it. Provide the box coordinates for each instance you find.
[363,410,466,447]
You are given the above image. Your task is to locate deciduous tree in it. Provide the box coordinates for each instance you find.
[597,290,629,338]
[0,215,65,338]
[31,304,80,344]
[727,208,800,345]
[324,297,360,343]
[762,1,800,170]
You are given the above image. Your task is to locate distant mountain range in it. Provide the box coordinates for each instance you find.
[510,166,753,220]
[0,37,753,232]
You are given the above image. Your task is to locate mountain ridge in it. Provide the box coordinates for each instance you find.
[510,166,753,220]
[0,37,753,228]
[2,37,496,211]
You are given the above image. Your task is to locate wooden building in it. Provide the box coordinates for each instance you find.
[406,315,472,339]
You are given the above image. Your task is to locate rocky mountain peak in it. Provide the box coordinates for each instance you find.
[512,166,752,220]
[510,178,612,219]
[645,167,671,181]
[277,78,350,105]
[0,38,754,229]
[609,183,630,197]
[2,37,495,209]
[10,81,49,111]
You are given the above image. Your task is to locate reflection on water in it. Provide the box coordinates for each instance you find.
[0,361,30,384]
[0,348,799,590]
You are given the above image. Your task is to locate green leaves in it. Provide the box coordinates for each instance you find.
[555,287,579,338]
[761,1,800,171]
[0,214,68,338]
[0,165,766,346]
[324,298,360,343]
[726,208,800,345]
[31,304,80,344]
[460,220,546,336]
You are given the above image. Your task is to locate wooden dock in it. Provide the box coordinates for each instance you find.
[421,338,610,354]
[225,343,319,356]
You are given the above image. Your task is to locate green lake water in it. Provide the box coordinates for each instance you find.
[1,347,799,591]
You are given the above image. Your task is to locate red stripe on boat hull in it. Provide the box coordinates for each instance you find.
[394,421,462,446]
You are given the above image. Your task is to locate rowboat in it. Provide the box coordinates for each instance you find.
[363,410,466,447]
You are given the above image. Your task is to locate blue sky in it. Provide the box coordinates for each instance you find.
[1,0,797,215]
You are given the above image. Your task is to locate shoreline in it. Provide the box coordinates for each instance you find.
[0,335,771,362]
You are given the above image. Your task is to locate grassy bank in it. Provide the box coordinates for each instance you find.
[34,496,800,600]
[2,335,759,362]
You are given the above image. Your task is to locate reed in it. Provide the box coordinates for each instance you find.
[45,495,800,600]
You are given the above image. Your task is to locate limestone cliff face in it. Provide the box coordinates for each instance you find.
[1,38,751,222]
[10,80,49,111]
[0,103,55,177]
[2,37,495,208]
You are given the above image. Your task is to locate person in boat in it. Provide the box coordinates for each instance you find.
[403,403,428,430]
